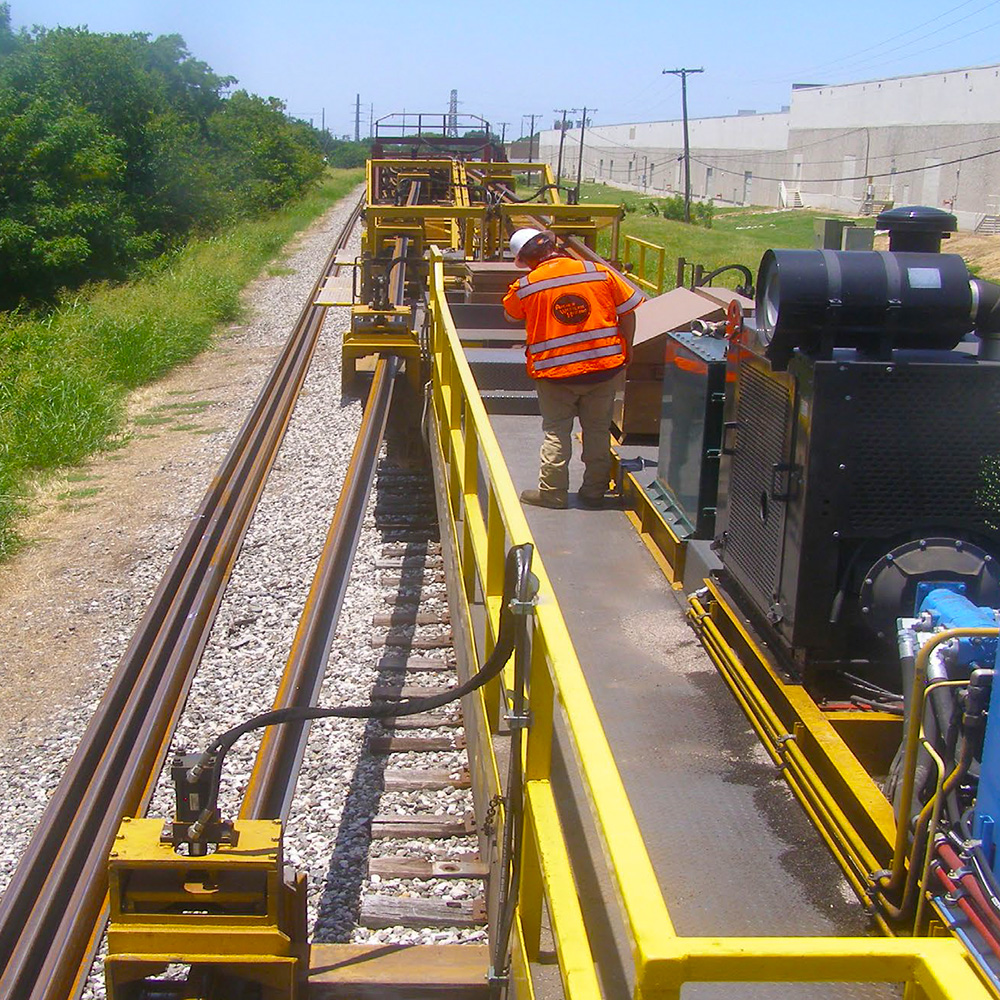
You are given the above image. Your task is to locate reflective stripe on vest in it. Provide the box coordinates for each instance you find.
[616,289,644,314]
[527,324,619,356]
[516,261,604,299]
[532,342,625,371]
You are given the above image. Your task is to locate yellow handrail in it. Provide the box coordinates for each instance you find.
[622,233,667,294]
[425,245,993,1000]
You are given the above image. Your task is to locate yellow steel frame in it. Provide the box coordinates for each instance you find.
[366,159,623,263]
[622,234,668,294]
[105,817,306,1000]
[426,244,995,999]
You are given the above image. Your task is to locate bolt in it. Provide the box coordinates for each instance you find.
[845,395,852,401]
[864,577,873,586]
[956,540,964,549]
[839,463,846,471]
[109,852,118,859]
[919,539,927,550]
[862,607,871,614]
[886,554,895,563]
[886,366,894,373]
[833,531,841,538]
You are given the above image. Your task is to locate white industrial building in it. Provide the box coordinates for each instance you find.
[531,64,1000,231]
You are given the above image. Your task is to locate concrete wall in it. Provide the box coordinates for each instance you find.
[518,64,1000,228]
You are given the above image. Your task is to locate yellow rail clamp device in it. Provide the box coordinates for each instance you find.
[105,816,307,1000]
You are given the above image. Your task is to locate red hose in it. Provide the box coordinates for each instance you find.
[936,840,1000,937]
[931,861,1000,959]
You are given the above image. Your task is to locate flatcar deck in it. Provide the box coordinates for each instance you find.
[490,411,896,999]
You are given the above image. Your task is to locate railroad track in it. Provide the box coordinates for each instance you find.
[0,195,363,999]
[0,188,497,999]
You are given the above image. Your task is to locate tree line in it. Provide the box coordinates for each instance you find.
[0,5,359,310]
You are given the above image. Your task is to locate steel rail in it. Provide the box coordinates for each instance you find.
[0,193,364,1000]
[242,187,419,824]
[240,354,399,821]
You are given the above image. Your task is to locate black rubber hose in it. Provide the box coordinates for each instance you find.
[188,543,535,832]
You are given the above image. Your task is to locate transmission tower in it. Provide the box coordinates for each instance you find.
[447,89,459,137]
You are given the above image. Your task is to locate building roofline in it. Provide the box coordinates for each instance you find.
[792,61,1000,93]
[565,109,789,131]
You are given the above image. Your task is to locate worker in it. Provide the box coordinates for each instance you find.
[502,227,645,509]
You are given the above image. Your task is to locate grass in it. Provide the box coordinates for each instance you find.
[575,181,869,292]
[0,167,363,557]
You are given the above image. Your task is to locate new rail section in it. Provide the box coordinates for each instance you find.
[5,122,998,999]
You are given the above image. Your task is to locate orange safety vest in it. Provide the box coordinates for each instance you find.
[502,256,645,380]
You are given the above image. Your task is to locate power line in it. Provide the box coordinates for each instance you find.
[741,0,997,89]
[690,144,1000,184]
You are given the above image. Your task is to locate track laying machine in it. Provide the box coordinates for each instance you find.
[98,122,1000,996]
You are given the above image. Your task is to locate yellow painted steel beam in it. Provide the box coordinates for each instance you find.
[525,781,602,1000]
[428,247,678,969]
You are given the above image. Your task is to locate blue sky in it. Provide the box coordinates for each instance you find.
[11,1,1000,137]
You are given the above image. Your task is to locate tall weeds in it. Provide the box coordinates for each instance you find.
[0,168,362,557]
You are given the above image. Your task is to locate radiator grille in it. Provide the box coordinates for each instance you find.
[724,363,791,602]
[842,366,1000,534]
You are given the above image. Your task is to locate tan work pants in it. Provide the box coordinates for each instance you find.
[534,376,618,500]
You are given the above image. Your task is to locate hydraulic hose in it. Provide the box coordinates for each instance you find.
[184,543,535,842]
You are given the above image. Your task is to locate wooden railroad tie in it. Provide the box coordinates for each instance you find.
[368,856,488,879]
[380,570,446,587]
[371,684,456,699]
[380,591,449,607]
[376,712,462,730]
[308,943,489,999]
[371,812,475,839]
[381,542,442,557]
[374,558,444,572]
[376,655,455,672]
[359,895,487,930]
[370,633,454,650]
[368,734,466,754]
[383,767,471,791]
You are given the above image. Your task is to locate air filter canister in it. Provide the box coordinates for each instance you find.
[756,249,973,367]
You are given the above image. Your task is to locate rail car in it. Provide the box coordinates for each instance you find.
[87,128,1000,999]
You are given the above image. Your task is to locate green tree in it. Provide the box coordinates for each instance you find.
[209,91,324,212]
[0,92,149,307]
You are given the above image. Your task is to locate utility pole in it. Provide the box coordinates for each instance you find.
[498,121,510,144]
[369,103,374,138]
[354,93,361,142]
[662,67,703,223]
[575,106,594,201]
[321,107,325,134]
[554,108,570,187]
[522,113,540,184]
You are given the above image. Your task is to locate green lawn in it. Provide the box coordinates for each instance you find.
[575,181,870,292]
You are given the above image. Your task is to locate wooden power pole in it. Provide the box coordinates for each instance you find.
[662,67,703,223]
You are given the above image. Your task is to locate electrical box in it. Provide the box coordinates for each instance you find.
[646,331,727,539]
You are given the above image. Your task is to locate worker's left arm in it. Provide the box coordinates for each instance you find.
[502,290,525,326]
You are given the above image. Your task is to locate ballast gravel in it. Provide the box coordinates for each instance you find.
[0,186,483,998]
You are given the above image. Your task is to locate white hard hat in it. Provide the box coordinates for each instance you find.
[509,227,542,264]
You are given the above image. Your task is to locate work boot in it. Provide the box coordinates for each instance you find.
[519,489,567,510]
[577,491,606,509]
